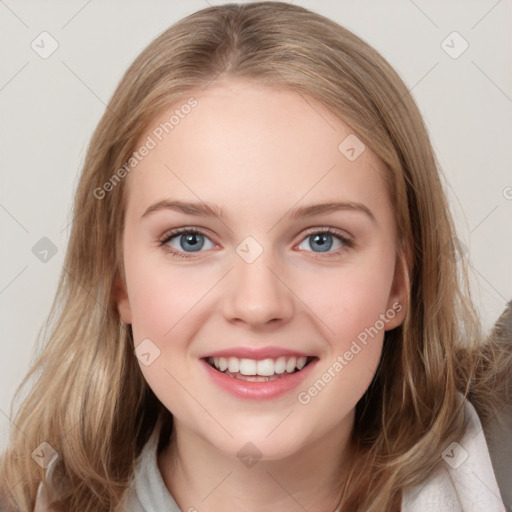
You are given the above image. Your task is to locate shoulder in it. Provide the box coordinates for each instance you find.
[33,422,181,512]
[402,397,507,511]
[122,420,183,512]
[481,400,512,511]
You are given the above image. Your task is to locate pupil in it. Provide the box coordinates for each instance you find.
[311,233,332,252]
[180,233,204,252]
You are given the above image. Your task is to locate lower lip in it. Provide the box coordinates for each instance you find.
[201,358,317,400]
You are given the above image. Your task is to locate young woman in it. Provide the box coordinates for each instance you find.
[0,2,508,511]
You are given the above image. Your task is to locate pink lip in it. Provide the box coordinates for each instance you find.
[201,357,317,400]
[200,346,312,360]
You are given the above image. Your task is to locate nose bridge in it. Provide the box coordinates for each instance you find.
[221,238,294,326]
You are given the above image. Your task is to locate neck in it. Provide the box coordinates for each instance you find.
[157,416,353,512]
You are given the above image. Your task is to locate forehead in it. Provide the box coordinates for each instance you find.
[124,79,391,225]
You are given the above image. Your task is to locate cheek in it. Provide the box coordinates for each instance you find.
[305,251,396,349]
[296,265,392,413]
[124,254,216,412]
[126,251,214,342]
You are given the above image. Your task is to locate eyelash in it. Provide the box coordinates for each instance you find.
[159,227,355,260]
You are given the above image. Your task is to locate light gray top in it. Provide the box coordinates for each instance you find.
[31,398,505,511]
[120,398,505,511]
[121,424,181,512]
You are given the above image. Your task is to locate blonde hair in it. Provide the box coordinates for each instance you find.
[0,2,504,510]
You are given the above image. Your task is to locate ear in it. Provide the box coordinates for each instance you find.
[385,246,411,330]
[113,273,132,324]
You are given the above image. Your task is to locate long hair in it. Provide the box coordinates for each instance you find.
[0,2,501,510]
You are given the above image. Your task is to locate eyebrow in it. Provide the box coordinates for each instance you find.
[140,199,376,224]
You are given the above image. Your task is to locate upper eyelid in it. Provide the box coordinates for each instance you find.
[160,227,216,244]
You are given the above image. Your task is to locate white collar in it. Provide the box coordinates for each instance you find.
[401,398,506,511]
[35,399,505,511]
[128,397,505,511]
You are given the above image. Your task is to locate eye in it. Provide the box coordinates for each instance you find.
[160,228,216,259]
[296,227,354,256]
[159,226,354,260]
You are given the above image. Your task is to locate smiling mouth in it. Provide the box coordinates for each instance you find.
[204,356,316,382]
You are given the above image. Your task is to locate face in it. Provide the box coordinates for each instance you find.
[116,78,407,461]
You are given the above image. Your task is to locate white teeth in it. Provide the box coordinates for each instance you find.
[285,357,297,373]
[256,358,275,376]
[239,358,257,375]
[296,356,307,370]
[228,357,239,373]
[274,357,287,374]
[208,355,310,376]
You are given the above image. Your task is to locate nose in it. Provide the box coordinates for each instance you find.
[221,247,295,329]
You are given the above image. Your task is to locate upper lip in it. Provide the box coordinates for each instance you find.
[200,346,313,360]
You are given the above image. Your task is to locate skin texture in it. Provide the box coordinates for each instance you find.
[115,78,408,512]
